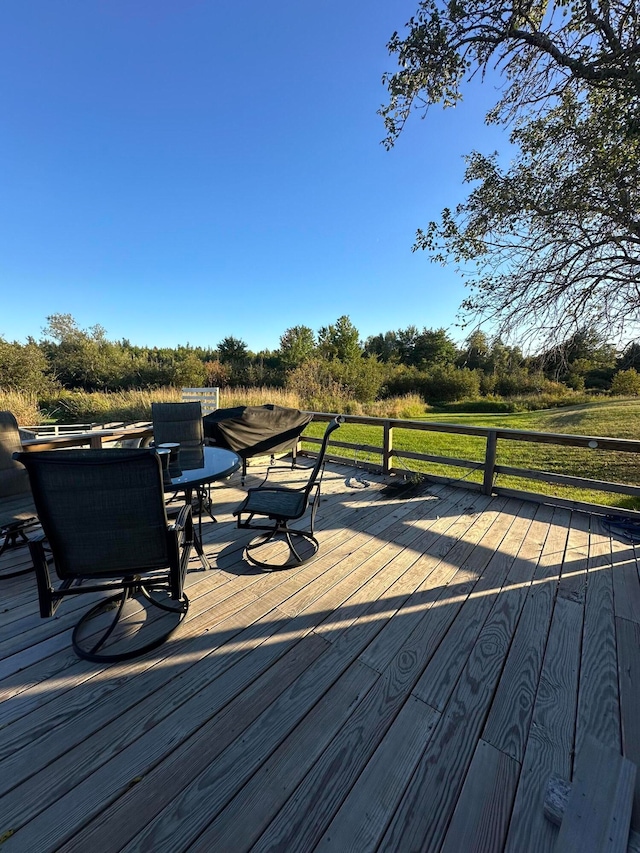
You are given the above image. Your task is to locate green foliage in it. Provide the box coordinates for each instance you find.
[611,368,640,396]
[412,327,458,368]
[3,312,636,413]
[618,342,640,372]
[421,365,480,403]
[365,325,458,368]
[0,337,53,395]
[285,358,346,408]
[217,336,249,364]
[279,325,316,369]
[457,330,491,371]
[317,315,362,362]
[328,356,385,402]
[169,352,207,388]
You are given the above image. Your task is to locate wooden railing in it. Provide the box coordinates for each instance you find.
[301,413,640,519]
[19,413,640,519]
[22,424,153,451]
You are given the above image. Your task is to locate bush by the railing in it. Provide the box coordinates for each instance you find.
[491,370,567,398]
[384,364,481,403]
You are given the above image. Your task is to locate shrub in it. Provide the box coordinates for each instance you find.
[611,368,640,396]
[421,366,481,403]
[329,357,384,402]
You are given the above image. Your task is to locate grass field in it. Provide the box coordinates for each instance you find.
[303,399,640,511]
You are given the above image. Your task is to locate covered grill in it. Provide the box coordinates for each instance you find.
[203,404,313,481]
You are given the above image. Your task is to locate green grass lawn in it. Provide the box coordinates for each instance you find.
[303,399,640,510]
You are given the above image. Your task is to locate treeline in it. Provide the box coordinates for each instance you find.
[3,313,640,406]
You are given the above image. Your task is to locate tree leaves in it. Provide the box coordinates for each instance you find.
[383,0,640,344]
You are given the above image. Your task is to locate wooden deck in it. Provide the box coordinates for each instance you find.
[1,459,639,852]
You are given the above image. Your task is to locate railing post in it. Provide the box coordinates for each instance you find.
[483,430,497,495]
[383,421,393,475]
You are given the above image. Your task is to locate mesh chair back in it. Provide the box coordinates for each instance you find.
[16,449,171,579]
[0,411,30,498]
[152,402,204,449]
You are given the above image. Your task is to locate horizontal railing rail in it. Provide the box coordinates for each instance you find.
[22,424,153,451]
[22,422,96,437]
[301,412,640,519]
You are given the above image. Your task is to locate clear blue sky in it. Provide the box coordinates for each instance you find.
[0,0,510,353]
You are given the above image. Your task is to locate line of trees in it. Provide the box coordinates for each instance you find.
[3,313,640,405]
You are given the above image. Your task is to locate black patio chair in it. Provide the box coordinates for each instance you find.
[0,411,38,578]
[233,416,343,569]
[14,448,192,663]
[151,401,214,523]
[151,401,204,449]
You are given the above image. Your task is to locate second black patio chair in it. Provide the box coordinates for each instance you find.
[151,401,214,523]
[234,416,343,569]
[14,448,192,663]
[151,401,204,449]
[0,410,38,578]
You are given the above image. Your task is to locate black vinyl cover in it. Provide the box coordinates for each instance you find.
[203,405,312,460]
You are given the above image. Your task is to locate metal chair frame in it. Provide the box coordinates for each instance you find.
[234,417,343,569]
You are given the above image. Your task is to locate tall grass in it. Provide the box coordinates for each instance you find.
[36,387,181,425]
[220,387,302,409]
[0,390,43,425]
[8,386,429,424]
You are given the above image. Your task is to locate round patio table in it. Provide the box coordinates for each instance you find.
[164,445,241,569]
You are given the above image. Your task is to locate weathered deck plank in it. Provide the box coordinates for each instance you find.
[0,461,637,852]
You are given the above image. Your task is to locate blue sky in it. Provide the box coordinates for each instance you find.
[0,0,510,352]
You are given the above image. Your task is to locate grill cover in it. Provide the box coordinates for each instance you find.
[203,405,312,460]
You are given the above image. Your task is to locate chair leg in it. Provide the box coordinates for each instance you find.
[244,523,319,570]
[0,526,35,579]
[72,586,189,663]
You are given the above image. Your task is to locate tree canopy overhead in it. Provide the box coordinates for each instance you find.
[382,0,640,345]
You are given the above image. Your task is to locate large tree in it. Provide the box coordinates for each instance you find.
[317,316,362,362]
[279,325,316,369]
[382,0,640,344]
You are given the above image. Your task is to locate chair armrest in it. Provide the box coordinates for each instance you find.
[169,503,192,533]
